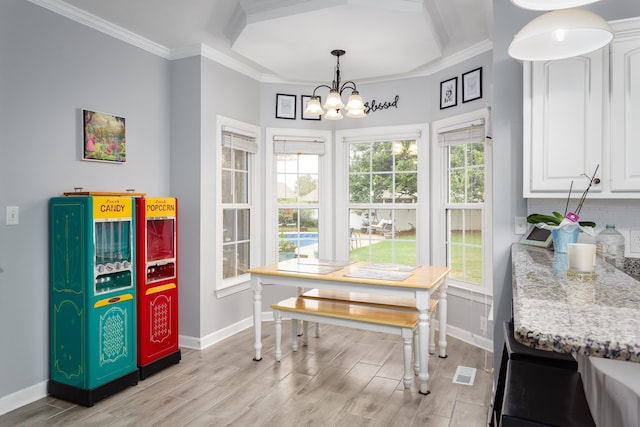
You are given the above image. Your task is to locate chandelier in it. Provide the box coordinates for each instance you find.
[303,49,366,120]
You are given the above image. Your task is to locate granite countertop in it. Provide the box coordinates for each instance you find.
[511,243,640,362]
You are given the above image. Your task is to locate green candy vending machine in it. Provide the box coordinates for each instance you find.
[49,193,139,406]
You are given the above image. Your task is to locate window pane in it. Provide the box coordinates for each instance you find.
[449,169,465,203]
[221,170,232,203]
[237,209,250,241]
[464,246,483,284]
[235,171,248,203]
[468,167,484,203]
[371,141,392,172]
[296,174,318,203]
[237,242,249,276]
[449,145,465,168]
[350,144,370,172]
[372,173,392,203]
[447,208,482,285]
[235,150,247,171]
[222,245,235,279]
[349,174,370,203]
[395,140,418,172]
[395,172,418,203]
[223,209,235,242]
[222,146,232,169]
[468,143,484,166]
[299,154,318,174]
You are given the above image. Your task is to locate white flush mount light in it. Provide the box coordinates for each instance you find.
[511,0,601,10]
[508,8,613,61]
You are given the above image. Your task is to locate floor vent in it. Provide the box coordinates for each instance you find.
[453,365,477,386]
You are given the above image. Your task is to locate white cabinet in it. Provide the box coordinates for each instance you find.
[523,49,606,198]
[610,22,640,192]
[523,18,640,199]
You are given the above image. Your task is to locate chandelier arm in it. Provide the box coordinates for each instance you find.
[339,81,358,95]
[311,84,333,97]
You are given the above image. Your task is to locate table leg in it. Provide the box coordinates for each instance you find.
[417,308,431,394]
[252,278,263,361]
[274,310,282,361]
[402,328,413,389]
[438,279,448,358]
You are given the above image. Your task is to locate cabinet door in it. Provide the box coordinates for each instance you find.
[611,37,640,191]
[524,50,605,197]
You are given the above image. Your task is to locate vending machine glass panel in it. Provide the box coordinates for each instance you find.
[146,218,176,282]
[94,219,133,294]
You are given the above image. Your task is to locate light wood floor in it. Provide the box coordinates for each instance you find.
[1,322,494,426]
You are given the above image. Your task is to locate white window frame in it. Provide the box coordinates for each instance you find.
[335,124,430,263]
[431,108,493,296]
[265,128,333,264]
[215,116,261,297]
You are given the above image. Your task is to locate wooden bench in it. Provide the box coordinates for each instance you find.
[300,289,439,355]
[271,297,418,389]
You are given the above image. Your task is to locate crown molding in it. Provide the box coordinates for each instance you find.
[28,0,172,59]
[28,0,493,84]
[172,44,266,81]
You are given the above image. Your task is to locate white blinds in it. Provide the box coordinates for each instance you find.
[273,136,325,155]
[341,130,421,145]
[438,119,485,146]
[221,129,258,153]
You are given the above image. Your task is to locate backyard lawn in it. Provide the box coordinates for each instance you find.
[348,231,482,285]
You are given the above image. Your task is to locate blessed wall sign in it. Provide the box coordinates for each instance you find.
[363,95,399,115]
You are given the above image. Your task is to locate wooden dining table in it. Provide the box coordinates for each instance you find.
[248,259,451,395]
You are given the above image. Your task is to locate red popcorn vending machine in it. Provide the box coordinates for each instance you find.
[135,197,181,379]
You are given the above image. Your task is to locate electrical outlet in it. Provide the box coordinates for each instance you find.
[515,216,528,235]
[480,316,487,333]
[630,229,640,253]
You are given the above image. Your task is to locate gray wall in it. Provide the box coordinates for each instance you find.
[0,0,171,398]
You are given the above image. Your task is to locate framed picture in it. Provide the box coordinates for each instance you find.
[520,226,553,248]
[82,109,126,163]
[301,95,321,120]
[276,93,296,119]
[440,77,457,109]
[462,67,483,103]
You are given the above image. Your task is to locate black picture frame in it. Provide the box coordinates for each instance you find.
[440,77,457,109]
[301,95,321,121]
[520,226,553,248]
[276,93,296,119]
[462,67,483,103]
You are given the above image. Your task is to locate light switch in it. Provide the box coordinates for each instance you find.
[515,216,528,235]
[6,206,19,225]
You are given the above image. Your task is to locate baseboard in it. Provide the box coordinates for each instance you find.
[178,311,273,350]
[0,381,47,416]
[442,321,494,352]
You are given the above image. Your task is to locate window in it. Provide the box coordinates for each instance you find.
[217,120,259,294]
[265,130,332,264]
[276,153,319,260]
[336,126,428,264]
[432,109,492,294]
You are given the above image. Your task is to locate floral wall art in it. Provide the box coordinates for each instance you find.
[83,109,126,163]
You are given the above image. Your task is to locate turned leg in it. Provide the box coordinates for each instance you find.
[402,328,413,389]
[274,310,282,362]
